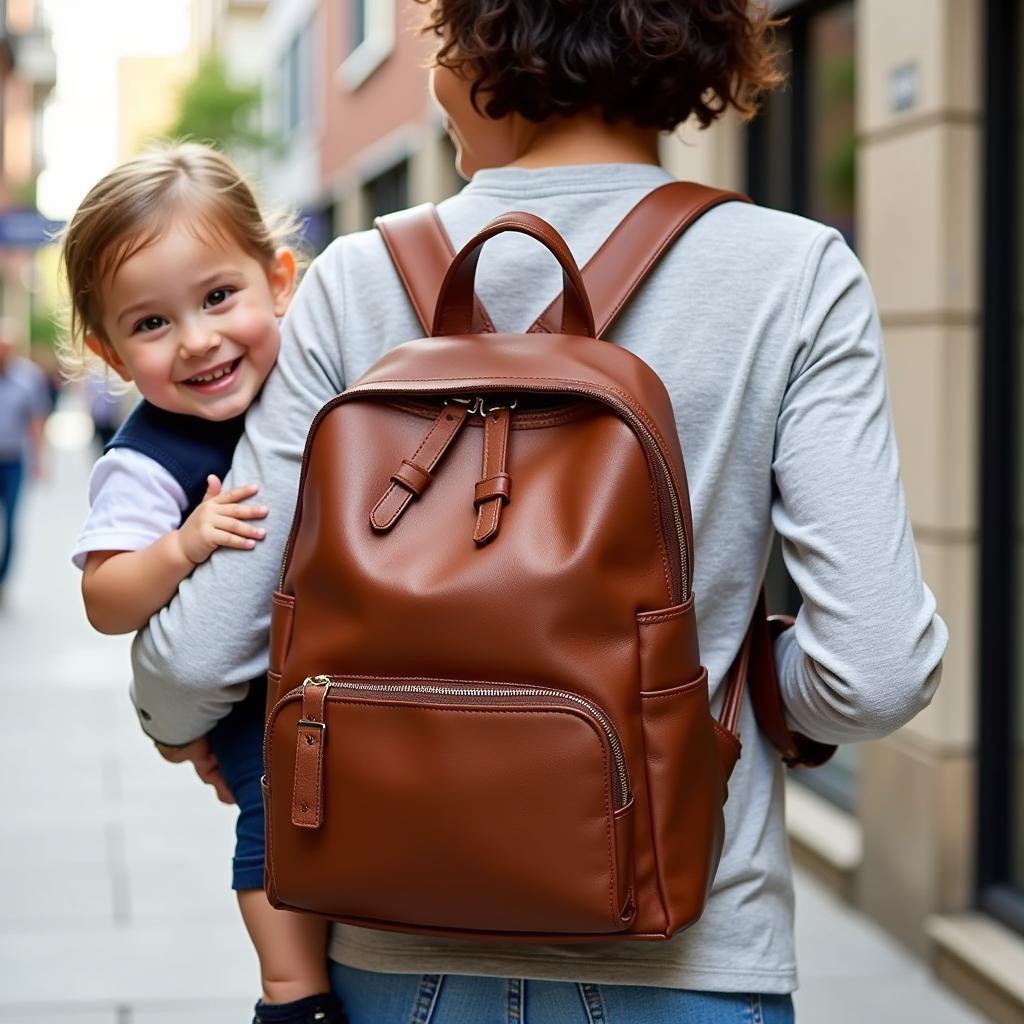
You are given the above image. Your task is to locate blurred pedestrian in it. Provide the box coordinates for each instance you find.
[0,318,49,605]
[84,372,125,451]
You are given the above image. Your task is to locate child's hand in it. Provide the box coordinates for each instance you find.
[175,475,268,565]
[155,735,235,804]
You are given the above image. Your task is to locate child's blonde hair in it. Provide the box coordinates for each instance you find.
[59,141,298,377]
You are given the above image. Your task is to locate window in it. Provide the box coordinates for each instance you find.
[747,0,856,243]
[280,18,314,139]
[338,0,395,90]
[363,159,409,224]
[747,0,858,811]
[978,0,1024,935]
[350,0,366,53]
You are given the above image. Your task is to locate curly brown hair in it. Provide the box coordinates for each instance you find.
[417,0,784,131]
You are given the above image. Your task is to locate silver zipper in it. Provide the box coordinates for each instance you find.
[306,675,631,809]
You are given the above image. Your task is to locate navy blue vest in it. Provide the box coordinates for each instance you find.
[106,400,246,515]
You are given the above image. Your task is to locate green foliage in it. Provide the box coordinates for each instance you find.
[167,54,272,153]
[29,307,59,349]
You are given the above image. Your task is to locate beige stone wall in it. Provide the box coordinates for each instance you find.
[661,0,988,967]
[660,113,744,193]
[855,0,981,952]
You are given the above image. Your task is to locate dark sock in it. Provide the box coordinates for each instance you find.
[252,991,346,1024]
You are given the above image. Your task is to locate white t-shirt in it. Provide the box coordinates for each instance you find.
[71,447,188,569]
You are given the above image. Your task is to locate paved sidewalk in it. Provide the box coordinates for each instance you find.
[0,435,990,1022]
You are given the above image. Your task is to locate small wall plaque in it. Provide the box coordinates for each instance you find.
[888,63,920,113]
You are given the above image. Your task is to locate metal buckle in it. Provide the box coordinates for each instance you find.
[299,677,331,733]
[478,397,517,416]
[444,396,483,415]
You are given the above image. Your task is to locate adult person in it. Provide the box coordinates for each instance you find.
[132,2,947,1021]
[0,320,48,606]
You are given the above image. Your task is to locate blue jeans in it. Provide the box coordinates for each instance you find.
[0,460,24,585]
[329,962,795,1024]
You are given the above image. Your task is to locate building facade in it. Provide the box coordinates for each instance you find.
[253,2,1021,1018]
[0,0,54,333]
[671,2,1020,1020]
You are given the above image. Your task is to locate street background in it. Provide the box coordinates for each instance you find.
[1,0,1022,1021]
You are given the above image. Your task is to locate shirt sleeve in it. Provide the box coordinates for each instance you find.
[71,449,188,570]
[770,230,948,744]
[130,248,347,744]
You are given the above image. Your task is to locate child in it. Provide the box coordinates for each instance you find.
[63,143,345,1024]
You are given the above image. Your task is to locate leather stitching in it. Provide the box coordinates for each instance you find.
[636,598,694,625]
[377,221,432,335]
[712,719,742,755]
[370,484,411,530]
[639,671,709,700]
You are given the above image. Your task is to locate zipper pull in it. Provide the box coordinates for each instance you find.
[292,677,331,829]
[473,403,512,545]
[370,401,471,532]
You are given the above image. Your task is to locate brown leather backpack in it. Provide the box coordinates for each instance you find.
[262,183,834,942]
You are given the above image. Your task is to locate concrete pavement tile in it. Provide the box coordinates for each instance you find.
[132,1001,255,1023]
[126,860,240,922]
[794,869,913,980]
[0,821,108,867]
[0,1011,118,1023]
[0,922,257,1003]
[794,974,989,1023]
[5,751,108,799]
[118,792,239,835]
[0,864,115,929]
[121,818,235,866]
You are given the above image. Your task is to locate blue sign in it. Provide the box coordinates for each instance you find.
[0,208,65,248]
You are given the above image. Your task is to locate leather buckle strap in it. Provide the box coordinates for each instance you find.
[370,402,471,532]
[291,678,331,828]
[473,406,512,545]
[721,590,838,768]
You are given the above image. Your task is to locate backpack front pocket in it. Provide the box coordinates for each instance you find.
[264,676,636,937]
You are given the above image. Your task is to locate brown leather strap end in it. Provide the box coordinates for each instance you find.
[474,407,512,545]
[393,459,432,495]
[370,403,470,532]
[748,598,838,768]
[291,681,330,828]
[473,474,511,507]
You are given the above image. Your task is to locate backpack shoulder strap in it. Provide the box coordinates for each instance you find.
[377,183,746,338]
[375,203,495,335]
[529,180,748,336]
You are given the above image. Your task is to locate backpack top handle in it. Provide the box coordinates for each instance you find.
[431,212,596,339]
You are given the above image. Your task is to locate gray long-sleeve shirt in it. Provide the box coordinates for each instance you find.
[131,163,946,992]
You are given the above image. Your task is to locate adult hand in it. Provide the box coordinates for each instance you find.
[155,735,235,804]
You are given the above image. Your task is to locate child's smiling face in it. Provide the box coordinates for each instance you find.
[88,220,296,422]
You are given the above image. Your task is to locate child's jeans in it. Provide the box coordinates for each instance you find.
[329,962,795,1024]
